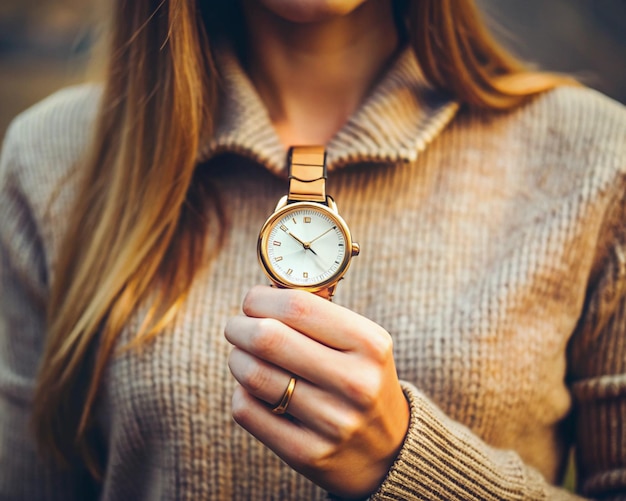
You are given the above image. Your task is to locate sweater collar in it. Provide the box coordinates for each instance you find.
[199,46,459,174]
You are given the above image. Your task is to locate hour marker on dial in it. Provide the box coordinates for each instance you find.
[286,268,293,275]
[303,272,308,278]
[304,217,311,223]
[275,256,283,262]
[280,224,288,232]
[273,241,281,246]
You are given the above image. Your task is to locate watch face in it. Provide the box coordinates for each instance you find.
[258,203,352,289]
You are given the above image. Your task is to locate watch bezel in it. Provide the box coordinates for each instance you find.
[257,200,355,293]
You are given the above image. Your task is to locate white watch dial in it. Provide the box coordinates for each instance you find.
[265,207,347,287]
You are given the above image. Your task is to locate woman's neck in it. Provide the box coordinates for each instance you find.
[240,0,400,146]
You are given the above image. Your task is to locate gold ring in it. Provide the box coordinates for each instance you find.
[272,376,297,415]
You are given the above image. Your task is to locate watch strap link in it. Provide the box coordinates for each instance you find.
[287,146,327,203]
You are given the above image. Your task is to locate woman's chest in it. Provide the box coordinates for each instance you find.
[100,151,604,474]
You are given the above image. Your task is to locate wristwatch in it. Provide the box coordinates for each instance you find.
[257,146,360,300]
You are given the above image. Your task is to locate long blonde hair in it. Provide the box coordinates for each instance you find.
[32,0,572,475]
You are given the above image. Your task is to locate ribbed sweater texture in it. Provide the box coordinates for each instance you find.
[1,47,625,500]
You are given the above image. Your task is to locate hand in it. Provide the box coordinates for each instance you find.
[308,225,335,245]
[225,286,410,499]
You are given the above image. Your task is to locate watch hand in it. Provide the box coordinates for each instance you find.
[286,230,318,256]
[286,230,306,247]
[309,226,336,245]
[311,251,331,271]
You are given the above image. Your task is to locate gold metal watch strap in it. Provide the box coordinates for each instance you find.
[316,284,336,301]
[287,146,327,203]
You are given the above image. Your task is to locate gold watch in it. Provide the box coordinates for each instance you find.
[257,146,360,300]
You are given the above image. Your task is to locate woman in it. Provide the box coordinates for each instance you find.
[1,0,624,499]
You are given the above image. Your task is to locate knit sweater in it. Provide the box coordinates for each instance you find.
[1,46,625,500]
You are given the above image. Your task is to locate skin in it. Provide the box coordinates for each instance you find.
[226,1,409,498]
[225,287,410,499]
[240,0,401,145]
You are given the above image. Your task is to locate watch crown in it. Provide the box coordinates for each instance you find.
[351,242,360,257]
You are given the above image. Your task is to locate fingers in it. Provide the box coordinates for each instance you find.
[231,382,405,499]
[228,348,357,440]
[241,286,391,355]
[231,385,331,472]
[225,315,351,395]
[225,286,398,411]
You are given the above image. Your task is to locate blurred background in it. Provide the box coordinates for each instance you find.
[0,0,625,140]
